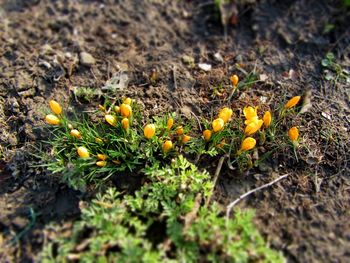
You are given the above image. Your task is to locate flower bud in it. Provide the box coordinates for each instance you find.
[120,103,132,117]
[245,119,263,135]
[163,140,173,152]
[95,138,103,143]
[144,124,156,139]
[98,105,105,111]
[263,111,272,128]
[182,135,191,144]
[49,100,62,115]
[77,146,90,158]
[167,118,174,130]
[70,129,82,139]
[45,114,60,125]
[240,137,256,152]
[285,96,301,109]
[288,126,299,141]
[176,126,184,136]
[212,118,225,132]
[123,98,132,105]
[105,115,117,127]
[121,118,129,130]
[203,129,212,141]
[97,154,107,161]
[230,74,239,86]
[218,107,233,123]
[114,106,120,113]
[96,161,107,167]
[243,106,258,120]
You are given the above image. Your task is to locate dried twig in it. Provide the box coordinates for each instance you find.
[205,155,226,207]
[226,174,290,220]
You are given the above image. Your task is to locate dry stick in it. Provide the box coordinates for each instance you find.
[205,155,226,207]
[226,173,290,220]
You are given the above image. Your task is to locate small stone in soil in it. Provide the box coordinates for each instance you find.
[79,52,96,66]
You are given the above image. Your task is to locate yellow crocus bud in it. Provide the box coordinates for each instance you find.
[230,74,239,86]
[243,106,258,120]
[216,139,225,148]
[263,111,272,128]
[96,161,107,167]
[97,154,107,161]
[182,135,191,144]
[163,140,173,152]
[123,97,132,105]
[114,106,120,113]
[212,118,225,133]
[240,137,256,152]
[245,119,263,135]
[167,118,174,130]
[288,126,299,141]
[218,107,233,123]
[70,129,82,139]
[285,96,301,109]
[105,114,117,127]
[95,138,103,143]
[121,118,129,130]
[45,114,60,125]
[144,124,156,139]
[98,105,105,111]
[203,129,212,141]
[120,103,132,117]
[49,100,62,115]
[176,126,184,136]
[77,146,90,158]
[244,116,259,125]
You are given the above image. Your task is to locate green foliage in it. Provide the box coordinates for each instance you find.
[321,52,350,84]
[41,156,284,262]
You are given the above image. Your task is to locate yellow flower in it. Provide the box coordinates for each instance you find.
[263,111,272,128]
[240,137,256,151]
[167,118,174,130]
[284,96,301,109]
[105,115,117,126]
[176,126,184,136]
[121,118,129,130]
[114,106,120,113]
[77,146,90,158]
[95,138,103,143]
[244,116,259,125]
[245,119,263,135]
[182,135,191,144]
[97,154,107,161]
[96,161,107,167]
[144,124,156,139]
[288,126,299,141]
[120,103,132,117]
[212,118,225,133]
[243,106,258,120]
[123,97,132,105]
[163,140,173,152]
[70,129,82,139]
[230,74,239,86]
[49,100,62,115]
[203,129,212,141]
[45,114,60,125]
[218,107,233,123]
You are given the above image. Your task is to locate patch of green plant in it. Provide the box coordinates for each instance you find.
[73,87,100,102]
[321,52,350,84]
[41,156,284,262]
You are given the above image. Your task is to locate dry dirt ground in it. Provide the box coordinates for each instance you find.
[0,0,349,262]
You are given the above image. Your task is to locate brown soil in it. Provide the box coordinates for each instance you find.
[0,0,349,262]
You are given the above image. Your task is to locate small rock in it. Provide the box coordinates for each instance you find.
[79,52,96,66]
[214,52,224,63]
[198,63,212,72]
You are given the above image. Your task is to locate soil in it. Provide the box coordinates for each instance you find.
[0,0,349,262]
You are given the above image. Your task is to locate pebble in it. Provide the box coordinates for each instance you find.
[79,52,96,66]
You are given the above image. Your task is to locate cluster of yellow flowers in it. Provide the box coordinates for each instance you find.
[44,94,301,169]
